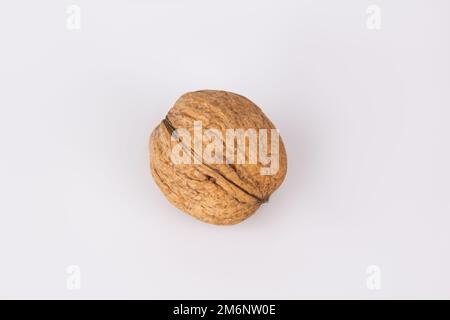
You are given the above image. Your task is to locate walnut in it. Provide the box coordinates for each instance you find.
[149,90,287,225]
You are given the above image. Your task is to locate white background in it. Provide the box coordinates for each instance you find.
[0,0,449,299]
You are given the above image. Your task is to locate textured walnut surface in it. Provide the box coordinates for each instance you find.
[149,90,287,225]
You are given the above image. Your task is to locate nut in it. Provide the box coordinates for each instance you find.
[149,90,287,225]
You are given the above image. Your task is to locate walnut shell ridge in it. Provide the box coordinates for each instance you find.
[149,90,287,225]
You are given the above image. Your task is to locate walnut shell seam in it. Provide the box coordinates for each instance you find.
[162,116,270,204]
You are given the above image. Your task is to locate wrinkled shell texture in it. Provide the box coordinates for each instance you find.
[149,90,287,225]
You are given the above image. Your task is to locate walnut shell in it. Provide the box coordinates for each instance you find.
[149,90,287,225]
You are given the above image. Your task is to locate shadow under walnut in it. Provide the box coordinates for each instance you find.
[149,90,287,225]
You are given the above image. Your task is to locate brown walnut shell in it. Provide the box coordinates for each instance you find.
[149,90,287,225]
